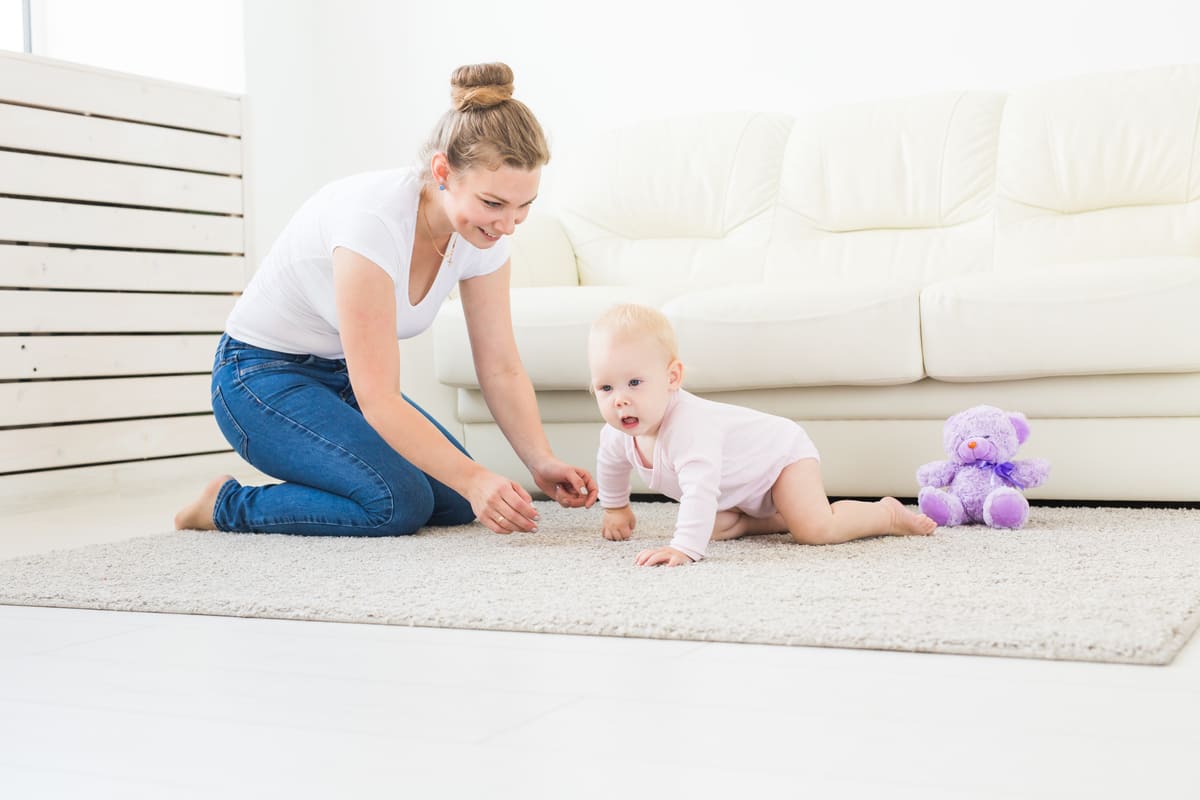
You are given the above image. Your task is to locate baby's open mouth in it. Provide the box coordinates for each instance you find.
[620,416,639,428]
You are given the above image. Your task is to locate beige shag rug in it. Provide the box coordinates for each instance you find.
[2,502,1198,665]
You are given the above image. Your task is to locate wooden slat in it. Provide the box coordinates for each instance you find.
[0,51,241,136]
[0,198,243,252]
[0,334,220,379]
[1,375,213,426]
[0,151,243,214]
[0,291,235,333]
[0,415,229,473]
[0,245,245,292]
[0,103,241,175]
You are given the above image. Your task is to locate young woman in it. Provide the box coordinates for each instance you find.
[175,62,597,536]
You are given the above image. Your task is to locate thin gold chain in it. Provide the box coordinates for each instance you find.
[420,194,451,259]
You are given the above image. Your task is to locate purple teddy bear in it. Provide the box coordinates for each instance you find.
[916,405,1050,529]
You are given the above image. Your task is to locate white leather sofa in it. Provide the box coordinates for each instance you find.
[426,64,1200,502]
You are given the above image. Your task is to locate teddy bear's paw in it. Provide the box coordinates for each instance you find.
[918,487,964,527]
[983,488,1029,529]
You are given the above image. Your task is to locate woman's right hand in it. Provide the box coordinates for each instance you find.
[467,469,541,534]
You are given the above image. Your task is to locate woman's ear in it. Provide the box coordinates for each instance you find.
[667,359,684,390]
[430,152,450,187]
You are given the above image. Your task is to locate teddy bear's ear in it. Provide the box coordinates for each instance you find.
[1008,411,1031,444]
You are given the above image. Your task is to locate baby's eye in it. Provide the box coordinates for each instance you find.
[628,379,642,387]
[597,385,612,393]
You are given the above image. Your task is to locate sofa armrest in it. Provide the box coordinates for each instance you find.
[509,212,580,288]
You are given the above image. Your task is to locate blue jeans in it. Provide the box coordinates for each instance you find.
[209,334,476,535]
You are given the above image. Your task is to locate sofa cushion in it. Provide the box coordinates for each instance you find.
[434,280,925,392]
[995,64,1200,271]
[663,281,925,390]
[553,112,792,289]
[921,257,1200,381]
[432,286,680,390]
[765,91,1006,285]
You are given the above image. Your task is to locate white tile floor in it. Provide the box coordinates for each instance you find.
[2,485,1198,799]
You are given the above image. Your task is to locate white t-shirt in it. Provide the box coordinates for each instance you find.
[226,167,510,359]
[597,390,820,561]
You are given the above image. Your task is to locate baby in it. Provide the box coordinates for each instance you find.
[588,304,937,566]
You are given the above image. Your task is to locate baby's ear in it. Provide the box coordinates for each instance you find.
[1008,411,1030,444]
[668,359,685,390]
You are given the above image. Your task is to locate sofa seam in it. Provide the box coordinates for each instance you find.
[1185,93,1200,203]
[719,112,759,237]
[761,117,794,279]
[936,91,967,225]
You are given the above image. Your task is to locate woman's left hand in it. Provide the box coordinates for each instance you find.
[531,458,598,508]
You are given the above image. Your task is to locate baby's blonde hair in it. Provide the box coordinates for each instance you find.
[589,303,678,362]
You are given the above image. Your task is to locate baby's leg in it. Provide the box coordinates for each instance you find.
[772,459,936,545]
[711,509,787,541]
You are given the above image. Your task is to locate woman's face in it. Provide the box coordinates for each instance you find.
[439,163,541,249]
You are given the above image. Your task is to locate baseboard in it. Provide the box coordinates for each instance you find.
[0,453,270,514]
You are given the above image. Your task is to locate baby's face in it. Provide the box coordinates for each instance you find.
[588,333,680,438]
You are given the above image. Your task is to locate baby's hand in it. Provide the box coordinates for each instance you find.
[602,505,636,541]
[634,546,694,567]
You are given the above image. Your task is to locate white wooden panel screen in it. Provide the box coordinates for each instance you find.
[0,52,245,477]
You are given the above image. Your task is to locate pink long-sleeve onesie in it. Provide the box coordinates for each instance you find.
[597,390,820,561]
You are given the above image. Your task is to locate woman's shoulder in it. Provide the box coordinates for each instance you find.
[320,167,419,209]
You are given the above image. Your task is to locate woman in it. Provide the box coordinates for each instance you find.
[174,62,597,536]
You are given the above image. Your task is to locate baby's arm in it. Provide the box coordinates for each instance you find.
[652,455,722,564]
[596,426,635,539]
[917,460,959,488]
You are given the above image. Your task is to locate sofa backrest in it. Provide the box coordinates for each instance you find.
[550,64,1200,291]
[767,91,1006,284]
[995,64,1200,271]
[554,93,1006,289]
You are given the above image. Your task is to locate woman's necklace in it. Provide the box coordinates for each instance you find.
[421,196,455,262]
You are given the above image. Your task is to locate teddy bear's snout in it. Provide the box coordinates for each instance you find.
[957,437,997,462]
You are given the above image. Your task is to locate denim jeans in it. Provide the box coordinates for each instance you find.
[209,334,476,535]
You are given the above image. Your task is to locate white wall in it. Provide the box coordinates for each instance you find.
[244,0,1200,266]
[26,0,244,92]
[0,0,23,52]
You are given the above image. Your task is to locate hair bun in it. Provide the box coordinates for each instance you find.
[450,62,515,112]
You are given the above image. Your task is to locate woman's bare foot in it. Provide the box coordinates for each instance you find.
[711,510,788,540]
[881,496,937,535]
[173,474,232,531]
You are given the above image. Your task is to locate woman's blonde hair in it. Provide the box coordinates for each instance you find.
[589,304,679,362]
[420,63,550,179]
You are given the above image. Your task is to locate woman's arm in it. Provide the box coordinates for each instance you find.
[458,261,597,507]
[332,247,540,533]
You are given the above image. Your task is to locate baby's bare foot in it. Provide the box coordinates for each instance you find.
[882,496,937,535]
[173,474,232,531]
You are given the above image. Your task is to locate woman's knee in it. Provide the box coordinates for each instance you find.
[430,493,475,527]
[359,471,436,536]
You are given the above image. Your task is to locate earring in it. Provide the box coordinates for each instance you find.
[438,183,445,191]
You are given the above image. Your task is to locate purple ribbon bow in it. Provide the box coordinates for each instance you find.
[976,460,1026,489]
